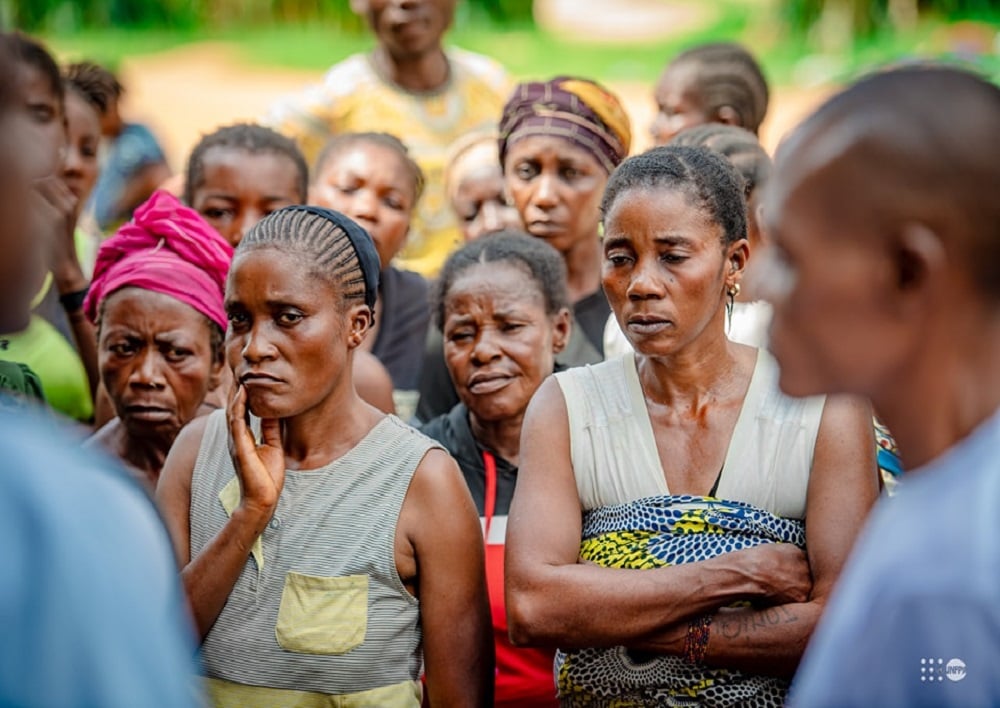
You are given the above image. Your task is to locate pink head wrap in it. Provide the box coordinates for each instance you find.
[84,190,233,330]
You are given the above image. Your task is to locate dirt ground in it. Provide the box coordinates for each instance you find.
[117,42,833,174]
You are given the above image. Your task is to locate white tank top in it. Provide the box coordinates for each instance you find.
[555,349,825,519]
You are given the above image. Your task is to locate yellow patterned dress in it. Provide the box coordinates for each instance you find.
[558,494,805,707]
[267,49,511,277]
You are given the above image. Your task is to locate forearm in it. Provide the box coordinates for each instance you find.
[52,262,99,399]
[640,602,821,679]
[508,556,761,649]
[181,507,271,640]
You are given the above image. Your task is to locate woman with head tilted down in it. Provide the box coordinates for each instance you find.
[156,206,493,707]
[84,191,231,490]
[422,232,571,706]
[505,146,880,706]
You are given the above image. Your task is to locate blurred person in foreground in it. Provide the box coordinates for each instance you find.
[760,66,1000,706]
[0,32,200,708]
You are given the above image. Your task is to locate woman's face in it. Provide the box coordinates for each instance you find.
[443,261,569,424]
[650,64,711,147]
[504,135,607,255]
[99,288,222,440]
[18,64,65,178]
[62,91,101,209]
[451,164,521,242]
[225,248,370,419]
[191,147,302,247]
[602,187,747,357]
[310,142,416,270]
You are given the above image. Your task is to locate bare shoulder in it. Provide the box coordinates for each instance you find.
[526,373,568,421]
[406,446,466,507]
[84,417,120,450]
[156,413,214,497]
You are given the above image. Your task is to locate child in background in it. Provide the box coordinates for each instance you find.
[650,42,769,146]
[77,62,171,233]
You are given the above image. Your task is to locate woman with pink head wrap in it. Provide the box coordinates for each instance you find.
[84,190,233,488]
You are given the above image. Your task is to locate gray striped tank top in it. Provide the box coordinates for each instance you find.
[189,409,439,707]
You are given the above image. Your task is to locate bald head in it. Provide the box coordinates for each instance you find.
[775,66,1000,302]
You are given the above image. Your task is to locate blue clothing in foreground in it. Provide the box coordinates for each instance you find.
[791,406,1000,708]
[0,408,200,707]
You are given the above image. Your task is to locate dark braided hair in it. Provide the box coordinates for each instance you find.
[7,32,62,112]
[237,208,368,307]
[63,62,123,114]
[668,43,769,135]
[314,132,426,203]
[184,123,308,205]
[433,230,569,330]
[670,123,771,200]
[63,63,110,114]
[601,146,747,246]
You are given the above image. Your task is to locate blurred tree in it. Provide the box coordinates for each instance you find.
[784,0,998,44]
[3,0,464,31]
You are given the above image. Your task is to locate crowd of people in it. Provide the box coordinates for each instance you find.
[1,1,999,706]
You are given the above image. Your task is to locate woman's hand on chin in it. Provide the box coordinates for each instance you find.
[228,383,285,522]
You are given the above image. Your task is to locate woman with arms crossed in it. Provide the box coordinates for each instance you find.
[506,146,879,706]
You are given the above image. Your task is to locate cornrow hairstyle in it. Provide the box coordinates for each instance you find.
[669,43,769,135]
[433,229,569,331]
[64,62,124,114]
[601,145,747,246]
[314,132,426,204]
[7,32,62,112]
[238,206,380,310]
[63,63,110,115]
[670,123,772,200]
[184,123,309,205]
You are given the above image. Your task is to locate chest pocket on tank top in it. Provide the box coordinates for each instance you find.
[275,572,369,655]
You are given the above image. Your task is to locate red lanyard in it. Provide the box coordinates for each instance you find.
[483,450,497,540]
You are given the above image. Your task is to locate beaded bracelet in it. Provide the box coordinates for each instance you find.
[683,614,713,665]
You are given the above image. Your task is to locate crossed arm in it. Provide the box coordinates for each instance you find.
[504,377,879,678]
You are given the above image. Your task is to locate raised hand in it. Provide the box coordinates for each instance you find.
[32,176,82,286]
[227,384,285,520]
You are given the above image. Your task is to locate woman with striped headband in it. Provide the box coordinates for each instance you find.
[156,206,493,706]
[499,76,632,361]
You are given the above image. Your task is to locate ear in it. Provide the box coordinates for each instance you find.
[349,0,368,15]
[893,221,946,298]
[724,238,751,291]
[346,303,373,350]
[715,105,742,128]
[551,307,572,354]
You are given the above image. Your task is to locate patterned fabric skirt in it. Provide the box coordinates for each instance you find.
[556,495,805,707]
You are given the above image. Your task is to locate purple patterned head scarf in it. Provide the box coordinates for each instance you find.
[498,76,632,174]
